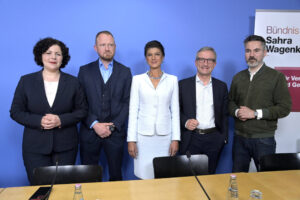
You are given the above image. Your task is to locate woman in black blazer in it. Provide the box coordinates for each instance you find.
[10,37,87,185]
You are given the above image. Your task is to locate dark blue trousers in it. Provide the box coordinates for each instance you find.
[186,130,225,174]
[232,135,276,172]
[23,147,77,185]
[80,131,125,181]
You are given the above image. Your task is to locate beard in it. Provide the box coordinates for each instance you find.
[247,57,263,68]
[100,51,114,62]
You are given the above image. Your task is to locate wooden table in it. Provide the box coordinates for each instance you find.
[0,170,300,200]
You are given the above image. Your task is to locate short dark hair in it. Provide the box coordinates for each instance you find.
[33,37,70,68]
[244,35,266,50]
[144,40,165,57]
[95,30,114,44]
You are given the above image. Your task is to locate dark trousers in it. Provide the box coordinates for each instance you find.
[186,130,224,174]
[23,147,77,185]
[232,135,276,172]
[80,132,125,181]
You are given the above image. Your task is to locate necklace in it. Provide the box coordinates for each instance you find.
[147,71,163,80]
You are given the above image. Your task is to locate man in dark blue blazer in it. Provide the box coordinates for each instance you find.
[179,47,228,174]
[78,31,132,181]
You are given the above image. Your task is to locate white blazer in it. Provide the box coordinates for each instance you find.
[127,72,180,142]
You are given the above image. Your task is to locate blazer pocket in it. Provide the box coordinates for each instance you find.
[137,118,154,136]
[23,128,51,154]
[156,119,172,135]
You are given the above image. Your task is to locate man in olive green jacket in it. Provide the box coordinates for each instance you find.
[228,35,291,172]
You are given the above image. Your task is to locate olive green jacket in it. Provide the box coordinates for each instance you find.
[228,64,292,138]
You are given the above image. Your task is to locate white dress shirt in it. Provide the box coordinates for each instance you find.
[44,81,58,107]
[195,76,216,129]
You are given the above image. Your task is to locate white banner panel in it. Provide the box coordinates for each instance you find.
[255,10,300,153]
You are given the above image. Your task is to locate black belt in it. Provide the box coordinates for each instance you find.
[194,127,217,134]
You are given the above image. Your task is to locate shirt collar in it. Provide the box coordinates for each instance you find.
[99,59,114,70]
[196,75,212,86]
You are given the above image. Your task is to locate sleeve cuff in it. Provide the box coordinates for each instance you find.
[256,109,263,120]
[235,109,239,117]
[90,120,99,129]
[185,120,189,128]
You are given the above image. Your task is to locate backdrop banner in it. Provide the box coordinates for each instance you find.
[254,10,300,153]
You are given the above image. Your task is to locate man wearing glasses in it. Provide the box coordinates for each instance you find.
[179,47,228,174]
[229,35,291,172]
[78,31,132,180]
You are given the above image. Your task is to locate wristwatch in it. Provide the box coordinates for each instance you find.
[254,111,258,119]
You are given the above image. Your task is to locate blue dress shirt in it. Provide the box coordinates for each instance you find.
[99,59,113,83]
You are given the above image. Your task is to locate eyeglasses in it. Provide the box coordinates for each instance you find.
[98,43,115,48]
[196,57,215,64]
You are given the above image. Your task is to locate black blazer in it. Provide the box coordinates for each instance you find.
[78,59,132,142]
[179,76,228,153]
[10,70,88,154]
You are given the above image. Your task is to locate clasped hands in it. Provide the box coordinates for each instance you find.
[237,106,256,121]
[93,122,114,138]
[41,114,61,129]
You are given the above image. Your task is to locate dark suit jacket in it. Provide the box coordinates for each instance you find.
[78,59,132,142]
[179,76,228,153]
[10,70,88,154]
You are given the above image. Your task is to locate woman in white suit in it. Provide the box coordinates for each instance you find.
[127,40,180,179]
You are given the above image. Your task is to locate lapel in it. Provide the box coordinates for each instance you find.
[143,73,153,88]
[212,77,218,114]
[157,72,167,88]
[51,71,67,109]
[190,76,197,117]
[35,70,50,109]
[109,60,120,96]
[90,60,104,100]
